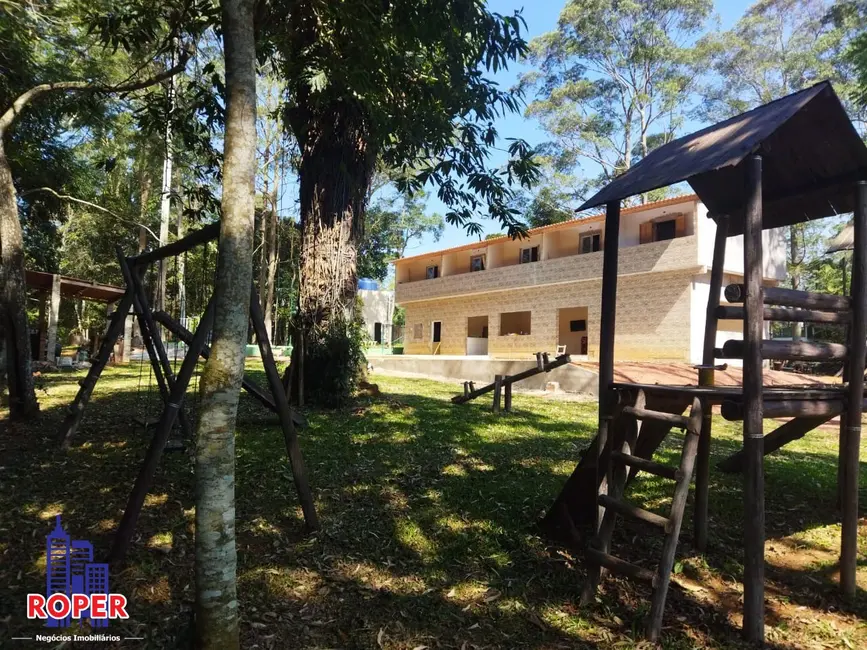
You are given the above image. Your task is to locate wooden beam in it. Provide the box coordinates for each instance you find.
[696,216,728,551]
[57,281,134,448]
[108,299,216,563]
[249,288,319,530]
[721,398,845,421]
[126,259,193,439]
[841,180,867,596]
[718,415,839,473]
[582,199,621,603]
[742,154,765,643]
[130,221,220,268]
[721,339,847,361]
[716,305,850,324]
[724,284,850,312]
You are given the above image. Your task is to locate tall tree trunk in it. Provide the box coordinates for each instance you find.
[157,67,176,314]
[0,140,38,419]
[194,0,256,647]
[263,152,281,340]
[177,208,186,323]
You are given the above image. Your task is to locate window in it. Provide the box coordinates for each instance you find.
[520,246,539,264]
[569,319,587,332]
[413,323,423,340]
[470,254,486,272]
[580,233,601,254]
[655,219,677,241]
[426,265,439,279]
[639,214,686,244]
[500,311,532,335]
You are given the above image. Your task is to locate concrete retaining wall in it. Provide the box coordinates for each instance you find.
[368,354,598,395]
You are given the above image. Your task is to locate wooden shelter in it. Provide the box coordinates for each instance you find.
[25,270,126,362]
[540,81,867,643]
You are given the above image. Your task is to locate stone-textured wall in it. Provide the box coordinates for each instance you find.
[396,235,699,305]
[404,269,695,361]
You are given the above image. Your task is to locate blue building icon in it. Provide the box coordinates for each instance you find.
[45,516,110,628]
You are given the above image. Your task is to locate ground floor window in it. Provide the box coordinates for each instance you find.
[500,311,531,335]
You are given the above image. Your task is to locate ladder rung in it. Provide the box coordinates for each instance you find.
[612,451,681,480]
[586,547,657,585]
[598,494,670,531]
[622,406,689,428]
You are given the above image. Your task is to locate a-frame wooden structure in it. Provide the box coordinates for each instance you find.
[540,81,867,643]
[56,221,318,563]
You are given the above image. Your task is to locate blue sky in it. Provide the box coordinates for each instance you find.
[402,0,755,258]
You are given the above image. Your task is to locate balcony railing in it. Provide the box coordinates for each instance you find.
[395,236,700,303]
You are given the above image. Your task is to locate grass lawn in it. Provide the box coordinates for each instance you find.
[1,365,865,648]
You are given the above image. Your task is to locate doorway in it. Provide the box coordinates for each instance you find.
[466,315,488,355]
[558,307,588,356]
[432,321,442,354]
[374,322,382,344]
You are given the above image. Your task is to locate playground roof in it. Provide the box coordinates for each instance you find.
[26,270,125,303]
[578,81,867,236]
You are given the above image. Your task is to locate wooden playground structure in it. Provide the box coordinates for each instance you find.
[55,221,318,563]
[540,81,867,643]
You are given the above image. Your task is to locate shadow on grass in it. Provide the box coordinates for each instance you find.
[0,367,864,648]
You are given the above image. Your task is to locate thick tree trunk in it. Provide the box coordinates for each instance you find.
[285,98,374,402]
[193,1,256,647]
[0,140,38,419]
[297,101,373,330]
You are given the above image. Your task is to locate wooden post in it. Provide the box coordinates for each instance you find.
[841,181,866,596]
[126,259,193,439]
[56,286,134,448]
[696,216,728,551]
[249,289,319,530]
[45,273,61,363]
[504,381,512,412]
[742,154,765,643]
[596,200,621,529]
[109,299,216,563]
[493,375,502,413]
[581,200,621,604]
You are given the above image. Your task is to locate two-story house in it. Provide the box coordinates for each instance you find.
[392,195,787,363]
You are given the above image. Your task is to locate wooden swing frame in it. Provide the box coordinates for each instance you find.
[56,221,318,563]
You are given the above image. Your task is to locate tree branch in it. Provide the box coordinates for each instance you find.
[21,187,160,241]
[0,52,190,135]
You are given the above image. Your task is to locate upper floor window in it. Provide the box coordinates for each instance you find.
[639,214,686,244]
[426,265,439,279]
[470,254,486,272]
[520,246,539,264]
[580,232,601,254]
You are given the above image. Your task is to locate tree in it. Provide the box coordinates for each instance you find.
[193,0,256,647]
[522,0,711,200]
[264,1,539,405]
[0,9,186,418]
[699,0,861,338]
[358,192,444,281]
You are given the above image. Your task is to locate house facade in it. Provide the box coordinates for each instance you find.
[358,280,395,346]
[392,195,787,363]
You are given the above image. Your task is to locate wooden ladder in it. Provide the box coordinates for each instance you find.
[581,390,703,642]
